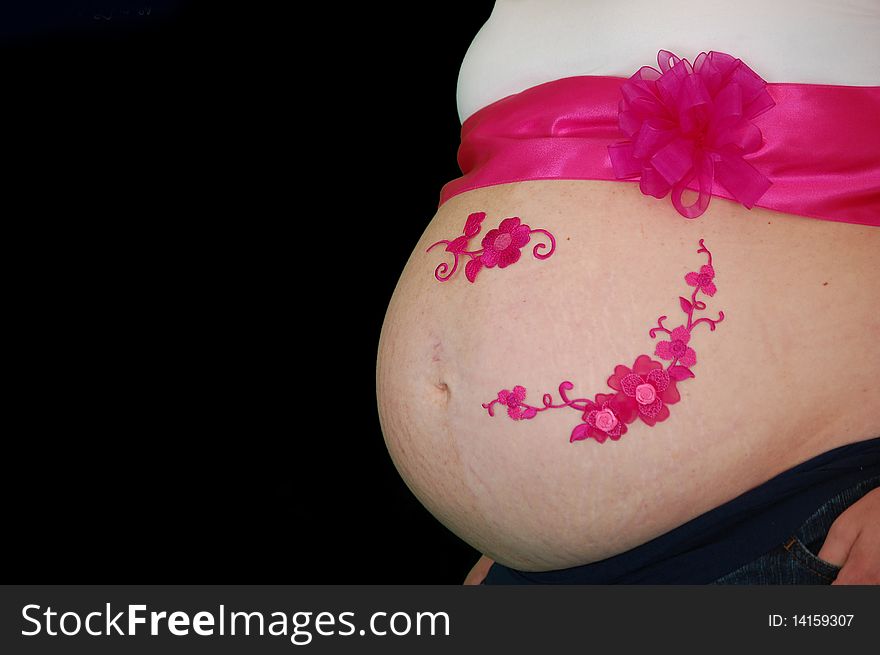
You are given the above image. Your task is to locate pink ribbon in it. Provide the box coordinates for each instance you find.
[608,50,776,218]
[439,53,880,226]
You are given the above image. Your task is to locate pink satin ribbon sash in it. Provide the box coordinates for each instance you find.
[439,74,880,226]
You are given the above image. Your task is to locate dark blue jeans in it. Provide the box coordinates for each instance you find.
[710,475,880,584]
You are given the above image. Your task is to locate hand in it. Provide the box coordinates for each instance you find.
[816,486,880,585]
[463,555,495,585]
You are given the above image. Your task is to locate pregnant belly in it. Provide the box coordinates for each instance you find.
[376,179,880,571]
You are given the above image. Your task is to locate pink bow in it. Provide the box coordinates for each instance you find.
[608,50,776,219]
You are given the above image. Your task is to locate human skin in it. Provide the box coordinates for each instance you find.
[377,178,880,576]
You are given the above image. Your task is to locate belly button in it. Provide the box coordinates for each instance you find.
[433,380,451,402]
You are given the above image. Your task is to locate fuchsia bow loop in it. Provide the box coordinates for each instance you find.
[608,50,776,218]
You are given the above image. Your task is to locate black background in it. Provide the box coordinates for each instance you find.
[3,2,495,583]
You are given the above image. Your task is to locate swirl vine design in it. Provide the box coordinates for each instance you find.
[482,239,725,444]
[426,211,556,283]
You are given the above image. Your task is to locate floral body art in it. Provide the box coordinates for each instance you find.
[482,239,724,443]
[426,211,556,283]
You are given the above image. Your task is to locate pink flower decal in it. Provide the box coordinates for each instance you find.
[685,264,717,296]
[654,325,697,367]
[607,49,776,219]
[495,386,538,420]
[483,239,725,443]
[426,211,555,283]
[607,355,681,426]
[480,217,531,268]
[570,393,635,444]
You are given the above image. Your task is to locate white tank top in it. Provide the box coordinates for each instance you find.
[457,0,880,124]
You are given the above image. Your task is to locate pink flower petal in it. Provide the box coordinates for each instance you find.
[498,217,521,234]
[615,365,632,378]
[633,354,660,375]
[510,225,532,248]
[654,340,673,360]
[639,397,664,419]
[595,393,616,408]
[645,367,670,392]
[685,271,700,287]
[702,280,717,296]
[580,400,599,419]
[700,264,715,278]
[480,229,500,251]
[496,247,522,268]
[654,404,671,423]
[620,373,643,397]
[660,382,681,404]
[607,365,632,391]
[507,405,523,420]
[512,386,527,403]
[679,347,697,367]
[610,394,639,423]
[671,325,690,343]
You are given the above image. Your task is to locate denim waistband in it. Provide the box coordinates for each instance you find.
[708,474,880,584]
[484,436,880,584]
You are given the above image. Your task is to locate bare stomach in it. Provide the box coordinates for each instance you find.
[376,179,880,571]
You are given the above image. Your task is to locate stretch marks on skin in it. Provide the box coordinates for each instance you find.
[463,235,724,444]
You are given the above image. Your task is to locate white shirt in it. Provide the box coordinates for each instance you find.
[457,0,880,124]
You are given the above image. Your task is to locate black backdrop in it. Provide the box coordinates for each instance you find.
[3,2,496,583]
